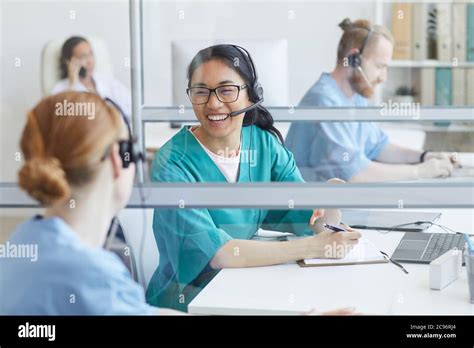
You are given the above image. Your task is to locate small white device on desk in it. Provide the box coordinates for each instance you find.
[429,249,463,290]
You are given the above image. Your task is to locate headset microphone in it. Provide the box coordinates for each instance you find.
[356,66,374,89]
[228,98,263,117]
[227,45,265,118]
[347,26,374,90]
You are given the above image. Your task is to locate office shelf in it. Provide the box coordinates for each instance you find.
[390,60,474,68]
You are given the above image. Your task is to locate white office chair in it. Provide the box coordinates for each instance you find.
[117,208,159,289]
[41,36,113,96]
[171,39,292,138]
[171,38,289,107]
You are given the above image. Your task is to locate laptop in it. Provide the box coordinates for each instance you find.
[392,232,466,264]
[342,210,441,232]
[452,166,474,178]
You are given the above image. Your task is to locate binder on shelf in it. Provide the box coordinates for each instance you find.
[467,69,474,105]
[416,68,436,105]
[412,2,428,60]
[467,3,474,61]
[436,3,453,61]
[452,68,466,106]
[453,2,467,62]
[435,68,452,105]
[392,3,412,60]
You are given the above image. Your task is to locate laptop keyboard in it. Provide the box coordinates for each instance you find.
[421,234,465,261]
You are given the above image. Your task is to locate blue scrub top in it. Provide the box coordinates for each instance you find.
[147,125,314,311]
[286,73,389,181]
[0,216,156,315]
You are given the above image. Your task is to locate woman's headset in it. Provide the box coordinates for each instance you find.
[104,97,144,168]
[230,45,264,104]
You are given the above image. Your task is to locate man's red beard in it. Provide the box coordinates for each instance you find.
[349,70,375,98]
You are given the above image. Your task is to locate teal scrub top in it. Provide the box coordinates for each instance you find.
[146,125,313,311]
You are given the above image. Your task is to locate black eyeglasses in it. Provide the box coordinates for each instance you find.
[186,84,247,105]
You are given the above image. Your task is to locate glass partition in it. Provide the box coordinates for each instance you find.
[135,0,474,191]
[0,0,131,183]
[0,0,473,205]
[141,0,474,109]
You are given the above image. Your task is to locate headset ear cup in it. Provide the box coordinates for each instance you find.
[254,82,264,101]
[119,141,131,168]
[347,54,360,68]
[347,54,356,68]
[353,54,361,68]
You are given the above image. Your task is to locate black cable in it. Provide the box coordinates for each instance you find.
[373,221,468,235]
[248,112,254,182]
[137,179,148,288]
[380,251,409,274]
[104,217,120,249]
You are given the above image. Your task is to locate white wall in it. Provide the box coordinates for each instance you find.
[142,0,375,106]
[0,0,376,182]
[0,0,131,182]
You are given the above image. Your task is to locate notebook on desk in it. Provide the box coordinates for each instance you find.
[297,238,388,267]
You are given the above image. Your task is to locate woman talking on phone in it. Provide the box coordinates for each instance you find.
[51,36,131,118]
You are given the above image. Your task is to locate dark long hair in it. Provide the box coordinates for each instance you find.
[187,44,284,143]
[59,36,88,79]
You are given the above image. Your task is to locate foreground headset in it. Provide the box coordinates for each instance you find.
[104,97,144,168]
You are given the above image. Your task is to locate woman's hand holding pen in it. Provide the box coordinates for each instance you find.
[308,177,345,234]
[305,227,361,259]
[307,209,361,259]
[306,177,361,259]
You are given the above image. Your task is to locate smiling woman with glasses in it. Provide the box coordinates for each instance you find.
[146,44,361,313]
[187,84,248,104]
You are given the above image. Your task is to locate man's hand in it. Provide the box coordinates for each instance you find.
[424,151,461,167]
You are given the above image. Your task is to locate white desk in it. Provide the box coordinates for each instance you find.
[188,209,474,315]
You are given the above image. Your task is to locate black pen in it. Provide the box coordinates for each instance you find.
[324,223,346,233]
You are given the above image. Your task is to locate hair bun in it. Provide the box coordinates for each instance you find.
[339,18,353,31]
[18,157,71,205]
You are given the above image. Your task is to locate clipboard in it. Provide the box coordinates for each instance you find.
[297,258,389,267]
[297,238,389,268]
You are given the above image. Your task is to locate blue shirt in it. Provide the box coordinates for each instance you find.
[0,216,156,315]
[147,125,313,311]
[286,73,389,181]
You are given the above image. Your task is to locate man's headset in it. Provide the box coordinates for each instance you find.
[104,97,144,168]
[228,45,264,117]
[346,27,374,89]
